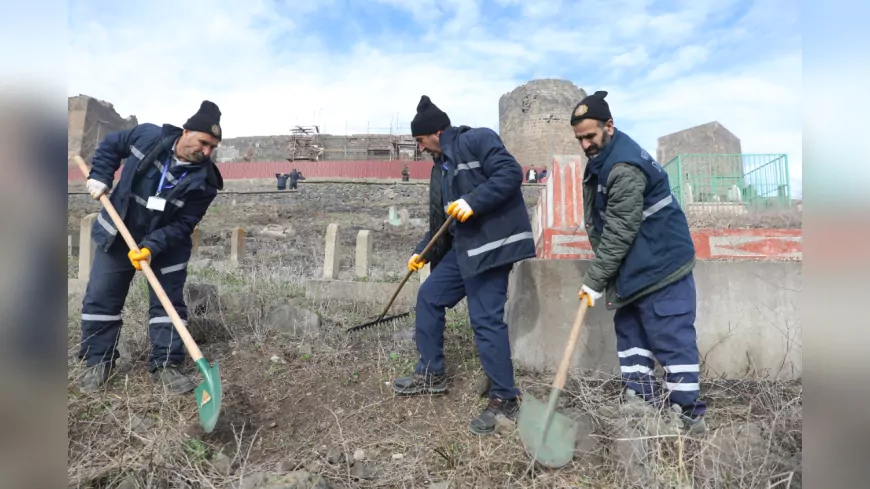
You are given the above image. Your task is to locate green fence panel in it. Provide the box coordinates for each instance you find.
[663,153,790,212]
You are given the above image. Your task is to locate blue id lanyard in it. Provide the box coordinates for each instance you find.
[156,155,188,195]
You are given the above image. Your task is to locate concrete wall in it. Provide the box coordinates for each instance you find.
[499,79,587,169]
[505,259,802,381]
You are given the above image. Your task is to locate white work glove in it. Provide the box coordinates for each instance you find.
[446,198,474,222]
[578,284,603,307]
[86,178,109,200]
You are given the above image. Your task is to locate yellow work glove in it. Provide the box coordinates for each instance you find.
[446,198,474,222]
[128,247,151,271]
[578,284,603,307]
[408,253,427,272]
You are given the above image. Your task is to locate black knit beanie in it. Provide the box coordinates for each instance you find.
[570,90,612,125]
[183,100,222,140]
[411,95,450,136]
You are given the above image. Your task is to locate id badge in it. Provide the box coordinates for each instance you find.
[146,196,167,211]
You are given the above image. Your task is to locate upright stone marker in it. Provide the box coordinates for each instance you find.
[386,206,401,226]
[398,208,410,226]
[323,223,341,279]
[191,227,201,255]
[78,213,98,280]
[68,232,80,257]
[230,227,246,265]
[419,263,431,283]
[355,230,372,279]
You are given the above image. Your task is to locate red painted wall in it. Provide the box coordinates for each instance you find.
[539,227,802,260]
[68,159,549,182]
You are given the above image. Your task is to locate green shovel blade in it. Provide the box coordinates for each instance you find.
[193,358,222,433]
[518,391,578,469]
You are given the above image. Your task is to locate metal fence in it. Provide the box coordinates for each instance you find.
[664,154,791,215]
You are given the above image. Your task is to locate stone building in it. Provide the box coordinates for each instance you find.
[498,79,587,168]
[68,95,138,165]
[656,121,742,166]
[657,121,743,202]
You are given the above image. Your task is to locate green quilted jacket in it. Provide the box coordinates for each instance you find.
[582,163,695,310]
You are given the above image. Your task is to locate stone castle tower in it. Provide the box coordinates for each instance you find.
[498,79,587,168]
[68,95,138,165]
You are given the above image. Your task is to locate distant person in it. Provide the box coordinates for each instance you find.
[275,172,289,190]
[526,167,537,183]
[401,164,410,182]
[570,90,706,433]
[539,167,547,180]
[288,168,304,190]
[395,95,535,435]
[78,100,225,395]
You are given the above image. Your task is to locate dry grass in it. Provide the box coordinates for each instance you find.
[67,258,802,488]
[685,207,802,229]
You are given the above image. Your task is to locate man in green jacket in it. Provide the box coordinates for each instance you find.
[572,90,706,433]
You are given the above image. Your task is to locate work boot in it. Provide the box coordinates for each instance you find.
[79,362,113,393]
[151,365,196,395]
[670,404,707,435]
[598,388,657,418]
[625,388,646,405]
[469,396,521,435]
[392,373,448,395]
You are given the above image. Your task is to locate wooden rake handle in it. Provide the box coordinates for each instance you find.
[377,215,455,319]
[553,299,590,390]
[73,155,204,363]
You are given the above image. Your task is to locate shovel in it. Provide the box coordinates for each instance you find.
[346,215,454,334]
[518,299,590,469]
[73,155,223,433]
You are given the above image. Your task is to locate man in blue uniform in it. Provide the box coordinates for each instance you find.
[288,168,303,189]
[571,91,706,433]
[276,172,290,190]
[77,101,225,395]
[392,96,536,435]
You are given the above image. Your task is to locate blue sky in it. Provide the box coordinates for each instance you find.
[67,0,802,197]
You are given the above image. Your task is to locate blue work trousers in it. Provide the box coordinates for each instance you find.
[613,272,706,417]
[414,250,519,399]
[78,239,190,372]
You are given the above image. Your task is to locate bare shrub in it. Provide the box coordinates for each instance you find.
[68,255,801,488]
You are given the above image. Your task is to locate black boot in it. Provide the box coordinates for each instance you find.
[151,365,196,395]
[79,362,114,393]
[469,396,521,435]
[392,373,448,395]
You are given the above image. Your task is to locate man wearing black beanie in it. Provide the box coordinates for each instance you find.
[571,90,707,434]
[395,95,536,436]
[77,100,224,397]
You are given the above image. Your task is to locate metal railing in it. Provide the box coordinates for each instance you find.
[664,154,791,215]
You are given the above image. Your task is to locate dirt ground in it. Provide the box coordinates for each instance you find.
[67,183,802,488]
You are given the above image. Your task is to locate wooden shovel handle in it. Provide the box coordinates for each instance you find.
[73,156,204,362]
[377,215,454,319]
[553,299,589,390]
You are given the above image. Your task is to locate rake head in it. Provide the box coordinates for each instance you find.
[345,311,412,334]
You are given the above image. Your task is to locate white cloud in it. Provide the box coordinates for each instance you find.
[610,46,650,68]
[67,0,801,195]
[646,45,709,81]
